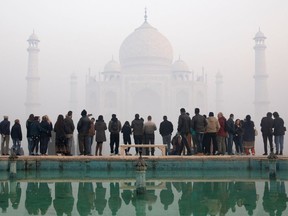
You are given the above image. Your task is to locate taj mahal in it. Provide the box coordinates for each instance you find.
[85,13,207,123]
[25,12,269,124]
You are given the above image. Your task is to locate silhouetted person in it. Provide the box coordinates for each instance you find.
[53,182,74,216]
[38,183,52,215]
[108,183,122,215]
[95,183,107,215]
[260,112,274,155]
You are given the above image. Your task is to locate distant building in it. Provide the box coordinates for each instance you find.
[85,13,207,123]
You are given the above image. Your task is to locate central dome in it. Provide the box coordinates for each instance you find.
[119,21,173,70]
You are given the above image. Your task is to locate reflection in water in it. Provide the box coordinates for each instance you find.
[0,179,288,215]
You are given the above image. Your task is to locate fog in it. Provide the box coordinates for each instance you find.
[0,0,287,154]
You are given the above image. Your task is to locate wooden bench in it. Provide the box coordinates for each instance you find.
[120,144,166,156]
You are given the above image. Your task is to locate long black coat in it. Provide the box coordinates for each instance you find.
[11,123,22,141]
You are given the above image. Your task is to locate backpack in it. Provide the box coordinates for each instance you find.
[111,120,118,133]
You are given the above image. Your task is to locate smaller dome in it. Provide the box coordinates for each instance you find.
[104,59,121,72]
[172,58,190,72]
[28,32,40,41]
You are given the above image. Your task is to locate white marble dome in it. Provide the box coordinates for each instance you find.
[104,59,121,72]
[119,21,173,69]
[254,30,266,39]
[172,58,190,72]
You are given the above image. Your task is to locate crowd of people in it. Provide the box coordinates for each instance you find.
[0,108,285,156]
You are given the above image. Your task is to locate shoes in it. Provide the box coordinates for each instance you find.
[263,153,268,155]
[280,151,283,155]
[110,153,115,156]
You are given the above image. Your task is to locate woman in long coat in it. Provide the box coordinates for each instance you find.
[95,115,107,156]
[54,115,67,155]
[242,115,256,155]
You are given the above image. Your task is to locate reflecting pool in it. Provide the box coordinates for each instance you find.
[0,170,288,215]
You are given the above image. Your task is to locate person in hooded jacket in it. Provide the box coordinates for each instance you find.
[40,115,53,155]
[203,112,220,155]
[131,114,144,155]
[11,119,22,156]
[77,109,91,155]
[108,114,121,155]
[121,121,132,155]
[95,115,107,156]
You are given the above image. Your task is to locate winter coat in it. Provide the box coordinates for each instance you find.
[159,120,173,136]
[217,116,227,137]
[95,120,107,142]
[64,116,75,134]
[273,117,286,136]
[121,124,132,139]
[108,118,121,134]
[226,118,235,134]
[40,120,53,138]
[260,116,274,135]
[143,121,157,135]
[26,119,33,138]
[11,123,22,141]
[88,121,96,136]
[0,119,10,135]
[177,113,191,134]
[205,117,220,133]
[242,120,255,142]
[131,118,144,136]
[77,116,91,135]
[191,114,207,133]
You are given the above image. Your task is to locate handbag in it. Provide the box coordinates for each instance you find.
[254,128,258,136]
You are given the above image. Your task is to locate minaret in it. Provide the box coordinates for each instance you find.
[215,71,224,113]
[253,29,269,121]
[25,31,40,116]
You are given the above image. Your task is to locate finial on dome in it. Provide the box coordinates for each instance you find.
[144,7,147,22]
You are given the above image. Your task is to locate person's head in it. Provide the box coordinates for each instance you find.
[273,112,279,118]
[163,115,167,121]
[34,116,40,121]
[135,113,139,119]
[267,112,272,118]
[42,115,47,121]
[81,109,87,116]
[147,115,152,121]
[230,113,234,119]
[209,112,214,117]
[245,115,251,121]
[235,119,240,125]
[112,114,116,118]
[3,115,8,120]
[180,108,185,114]
[217,112,223,118]
[67,110,73,117]
[57,114,64,122]
[91,117,95,122]
[28,114,34,121]
[14,119,20,124]
[98,115,103,121]
[195,108,200,114]
[125,121,130,126]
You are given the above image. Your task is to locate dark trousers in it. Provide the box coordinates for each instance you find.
[40,136,50,154]
[110,133,120,154]
[123,135,131,153]
[203,132,218,155]
[178,133,192,155]
[78,134,90,155]
[134,135,143,153]
[144,134,155,155]
[262,133,273,154]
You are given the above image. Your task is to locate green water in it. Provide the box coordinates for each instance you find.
[0,170,288,216]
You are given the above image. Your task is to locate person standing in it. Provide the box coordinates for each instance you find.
[54,114,68,155]
[131,114,144,156]
[203,112,220,155]
[108,114,121,155]
[226,114,235,155]
[273,112,286,155]
[177,108,192,155]
[143,116,157,156]
[95,115,107,156]
[40,115,53,155]
[159,116,173,155]
[10,119,22,156]
[234,119,243,155]
[121,121,132,155]
[88,117,96,153]
[0,116,10,156]
[217,112,227,155]
[64,111,75,155]
[242,115,256,155]
[77,110,91,155]
[30,116,42,155]
[260,112,274,155]
[191,108,207,154]
[26,114,34,155]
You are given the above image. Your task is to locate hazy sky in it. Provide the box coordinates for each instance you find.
[0,0,288,122]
